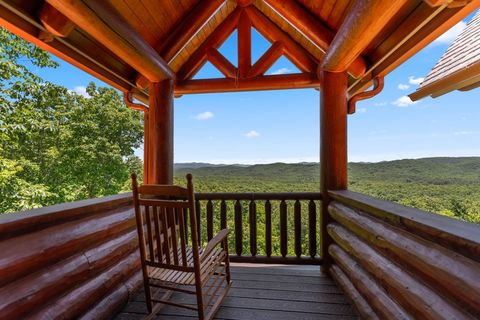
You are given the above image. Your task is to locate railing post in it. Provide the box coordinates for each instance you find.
[319,70,348,273]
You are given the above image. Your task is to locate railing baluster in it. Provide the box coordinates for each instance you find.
[206,200,213,241]
[249,200,257,256]
[280,200,287,258]
[265,200,272,257]
[235,200,243,256]
[183,207,189,246]
[309,200,317,258]
[195,199,201,245]
[294,200,302,258]
[220,200,227,230]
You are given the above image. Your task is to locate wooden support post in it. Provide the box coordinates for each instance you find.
[319,70,348,273]
[147,80,174,184]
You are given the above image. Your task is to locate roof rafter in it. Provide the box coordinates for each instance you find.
[262,0,367,78]
[177,7,242,81]
[46,0,174,81]
[244,5,318,74]
[321,0,409,74]
[135,0,226,88]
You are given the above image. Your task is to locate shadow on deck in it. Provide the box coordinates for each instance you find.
[115,264,358,320]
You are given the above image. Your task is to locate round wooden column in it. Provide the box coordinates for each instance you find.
[319,70,348,273]
[147,80,174,184]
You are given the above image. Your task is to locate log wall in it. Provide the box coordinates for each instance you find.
[0,193,141,320]
[327,190,480,320]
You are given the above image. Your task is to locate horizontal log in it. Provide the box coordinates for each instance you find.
[329,245,410,319]
[328,190,480,262]
[30,250,140,320]
[79,271,142,320]
[0,193,132,240]
[330,264,379,320]
[195,192,322,201]
[263,0,366,78]
[45,0,174,81]
[229,255,321,265]
[175,74,320,94]
[322,0,409,73]
[0,207,135,286]
[0,230,138,319]
[328,223,474,319]
[329,201,480,314]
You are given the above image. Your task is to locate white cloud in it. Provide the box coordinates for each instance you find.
[454,130,479,136]
[433,21,467,45]
[397,84,410,90]
[357,107,367,113]
[374,101,387,106]
[244,130,260,138]
[392,96,418,107]
[270,67,294,75]
[408,76,424,85]
[194,111,214,120]
[71,86,90,98]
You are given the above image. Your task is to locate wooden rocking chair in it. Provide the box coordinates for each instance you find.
[131,173,232,319]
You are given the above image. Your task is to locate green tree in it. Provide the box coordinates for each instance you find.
[0,29,144,213]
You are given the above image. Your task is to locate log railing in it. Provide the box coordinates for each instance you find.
[195,192,323,265]
[0,194,141,320]
[327,190,480,319]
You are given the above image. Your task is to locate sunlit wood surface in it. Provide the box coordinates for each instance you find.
[114,264,358,319]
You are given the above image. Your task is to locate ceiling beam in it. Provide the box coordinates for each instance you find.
[322,0,409,74]
[175,73,320,94]
[177,7,242,80]
[46,0,174,81]
[348,0,479,95]
[135,0,225,88]
[263,0,367,78]
[38,3,75,42]
[245,6,317,74]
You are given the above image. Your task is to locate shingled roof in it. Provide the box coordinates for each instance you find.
[410,9,480,101]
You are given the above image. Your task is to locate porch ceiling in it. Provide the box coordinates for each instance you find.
[0,0,478,102]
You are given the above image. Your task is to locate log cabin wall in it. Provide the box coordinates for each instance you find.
[0,193,141,320]
[327,190,480,319]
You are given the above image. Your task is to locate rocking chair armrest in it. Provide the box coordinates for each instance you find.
[200,228,229,261]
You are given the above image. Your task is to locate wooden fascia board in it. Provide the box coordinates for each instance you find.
[348,0,480,96]
[0,1,140,96]
[409,61,480,100]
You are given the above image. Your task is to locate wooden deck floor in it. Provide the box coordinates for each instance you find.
[115,264,358,320]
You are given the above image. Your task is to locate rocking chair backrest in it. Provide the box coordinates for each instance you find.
[131,173,201,270]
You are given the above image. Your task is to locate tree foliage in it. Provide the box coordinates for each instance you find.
[0,29,143,213]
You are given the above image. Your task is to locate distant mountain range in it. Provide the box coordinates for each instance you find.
[175,157,480,185]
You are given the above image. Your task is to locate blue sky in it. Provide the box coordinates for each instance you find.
[35,15,479,164]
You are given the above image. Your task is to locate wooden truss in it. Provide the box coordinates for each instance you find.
[174,6,320,94]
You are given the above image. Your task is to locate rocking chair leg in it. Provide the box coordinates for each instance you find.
[144,284,153,313]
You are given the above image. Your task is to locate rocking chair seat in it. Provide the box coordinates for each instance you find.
[148,246,227,286]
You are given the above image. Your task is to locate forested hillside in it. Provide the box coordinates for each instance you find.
[174,158,480,224]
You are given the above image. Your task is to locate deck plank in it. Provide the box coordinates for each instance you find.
[114,265,359,319]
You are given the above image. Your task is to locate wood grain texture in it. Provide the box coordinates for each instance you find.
[46,0,174,81]
[328,223,476,319]
[329,201,480,314]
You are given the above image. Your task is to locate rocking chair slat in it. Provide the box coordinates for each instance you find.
[131,173,232,319]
